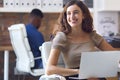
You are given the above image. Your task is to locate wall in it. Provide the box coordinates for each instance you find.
[0,13,60,46]
[0,12,60,80]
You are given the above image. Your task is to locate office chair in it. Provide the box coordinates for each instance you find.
[8,24,44,76]
[39,41,65,80]
[39,41,65,69]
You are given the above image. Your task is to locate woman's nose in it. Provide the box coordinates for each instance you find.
[71,13,75,20]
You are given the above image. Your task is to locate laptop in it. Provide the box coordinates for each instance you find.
[78,51,120,79]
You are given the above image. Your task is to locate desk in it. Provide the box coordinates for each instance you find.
[0,46,13,80]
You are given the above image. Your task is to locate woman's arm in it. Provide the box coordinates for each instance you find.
[98,39,117,51]
[46,48,79,76]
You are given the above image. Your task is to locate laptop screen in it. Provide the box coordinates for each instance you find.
[79,51,120,79]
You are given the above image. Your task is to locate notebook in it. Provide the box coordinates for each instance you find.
[78,51,120,79]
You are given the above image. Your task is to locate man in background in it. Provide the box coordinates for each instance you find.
[26,8,44,69]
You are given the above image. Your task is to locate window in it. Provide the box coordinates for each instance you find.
[63,0,93,8]
[83,0,93,8]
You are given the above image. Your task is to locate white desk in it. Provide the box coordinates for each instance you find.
[0,46,13,80]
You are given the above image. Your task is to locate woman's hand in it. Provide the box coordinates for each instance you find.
[88,77,100,80]
[74,69,79,74]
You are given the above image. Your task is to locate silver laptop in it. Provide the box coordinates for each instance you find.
[78,51,120,79]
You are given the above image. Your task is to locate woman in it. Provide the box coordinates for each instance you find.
[46,0,116,79]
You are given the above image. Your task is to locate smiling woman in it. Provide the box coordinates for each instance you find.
[43,0,117,80]
[66,4,84,29]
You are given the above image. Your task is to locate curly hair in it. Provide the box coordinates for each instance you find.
[55,0,93,35]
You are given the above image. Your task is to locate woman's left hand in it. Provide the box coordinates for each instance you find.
[88,77,99,80]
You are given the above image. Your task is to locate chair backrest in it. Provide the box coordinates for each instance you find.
[8,24,34,73]
[39,41,65,69]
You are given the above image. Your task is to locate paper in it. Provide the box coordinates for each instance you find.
[96,12,119,36]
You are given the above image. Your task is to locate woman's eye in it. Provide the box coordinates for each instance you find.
[74,11,79,14]
[67,11,80,15]
[67,12,71,15]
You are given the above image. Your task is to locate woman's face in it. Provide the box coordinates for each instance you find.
[66,4,84,28]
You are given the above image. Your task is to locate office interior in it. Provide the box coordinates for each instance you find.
[0,0,120,80]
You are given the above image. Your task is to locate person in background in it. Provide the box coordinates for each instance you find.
[46,0,116,80]
[26,8,44,69]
